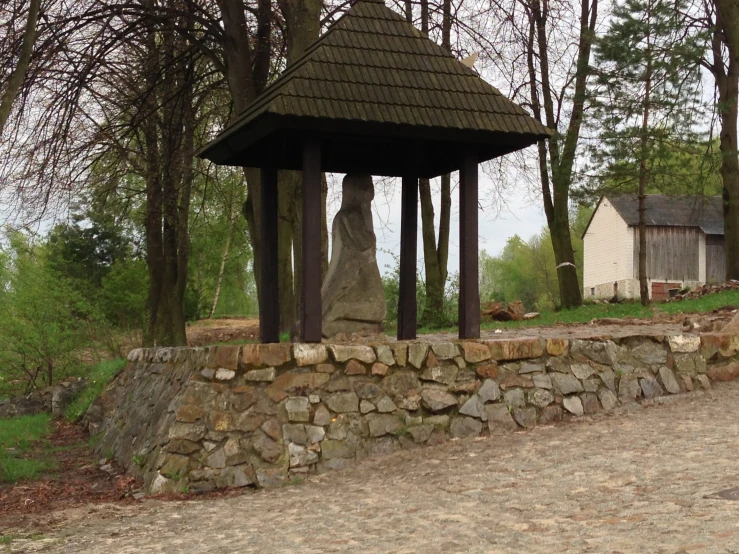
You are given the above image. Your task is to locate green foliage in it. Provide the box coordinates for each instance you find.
[188,168,257,319]
[0,413,55,483]
[98,260,148,330]
[587,0,707,197]
[0,231,99,396]
[479,206,590,312]
[66,358,126,422]
[381,250,459,329]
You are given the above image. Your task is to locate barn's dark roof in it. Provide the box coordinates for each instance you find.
[198,0,551,177]
[606,195,724,235]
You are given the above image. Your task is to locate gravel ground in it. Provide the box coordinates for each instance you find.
[5,380,739,554]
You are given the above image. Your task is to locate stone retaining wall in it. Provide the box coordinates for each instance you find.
[86,333,739,493]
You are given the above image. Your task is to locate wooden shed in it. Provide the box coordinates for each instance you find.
[582,195,725,300]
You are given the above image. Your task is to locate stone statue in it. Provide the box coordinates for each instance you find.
[321,173,386,337]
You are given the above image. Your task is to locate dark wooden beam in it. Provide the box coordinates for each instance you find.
[459,152,480,339]
[398,175,418,340]
[300,139,323,342]
[260,166,280,343]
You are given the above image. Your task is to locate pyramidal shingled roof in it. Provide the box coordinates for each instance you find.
[206,0,550,148]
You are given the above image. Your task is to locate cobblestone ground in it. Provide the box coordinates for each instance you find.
[7,381,739,554]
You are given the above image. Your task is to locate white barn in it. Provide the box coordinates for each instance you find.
[582,195,725,300]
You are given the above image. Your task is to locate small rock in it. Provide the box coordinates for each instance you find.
[398,395,421,411]
[618,374,642,403]
[150,473,173,494]
[459,395,487,420]
[695,374,711,389]
[432,342,459,359]
[681,374,694,391]
[582,378,600,393]
[667,335,701,353]
[375,345,395,366]
[551,373,583,395]
[475,363,498,379]
[580,393,601,414]
[367,413,401,437]
[658,366,681,394]
[503,388,525,408]
[539,405,563,424]
[420,365,458,385]
[478,379,500,403]
[513,407,537,429]
[282,423,308,445]
[200,368,215,380]
[245,367,276,382]
[421,389,458,411]
[313,404,331,426]
[640,376,663,399]
[600,369,617,393]
[215,368,236,381]
[571,364,595,380]
[528,388,554,408]
[360,399,376,414]
[598,389,618,411]
[450,416,483,438]
[409,424,434,443]
[371,363,389,376]
[408,343,430,368]
[563,396,584,416]
[519,362,544,374]
[532,374,552,390]
[309,394,321,404]
[356,382,381,399]
[286,397,311,422]
[305,425,326,443]
[485,404,518,432]
[375,396,397,413]
[326,392,359,413]
[345,360,366,375]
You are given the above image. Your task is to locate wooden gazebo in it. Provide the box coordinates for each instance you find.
[198,0,550,343]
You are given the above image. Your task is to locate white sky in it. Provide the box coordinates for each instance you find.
[326,166,546,278]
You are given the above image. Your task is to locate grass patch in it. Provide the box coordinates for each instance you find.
[66,358,126,422]
[387,289,739,335]
[0,413,55,483]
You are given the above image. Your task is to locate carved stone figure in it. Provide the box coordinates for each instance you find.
[321,173,386,337]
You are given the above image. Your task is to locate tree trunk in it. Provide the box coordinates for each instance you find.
[210,207,237,319]
[713,0,739,280]
[527,0,596,309]
[0,0,40,136]
[416,0,452,326]
[637,6,652,307]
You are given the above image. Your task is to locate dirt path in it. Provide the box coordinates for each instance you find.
[5,381,739,553]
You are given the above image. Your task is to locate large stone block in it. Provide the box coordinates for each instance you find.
[421,389,458,411]
[207,345,240,370]
[667,335,700,354]
[293,344,329,366]
[408,343,430,368]
[485,338,543,361]
[330,345,376,364]
[460,342,492,363]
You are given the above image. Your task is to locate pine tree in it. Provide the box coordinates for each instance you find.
[591,0,704,305]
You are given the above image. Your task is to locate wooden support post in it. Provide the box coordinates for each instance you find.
[260,166,280,343]
[301,140,323,342]
[398,175,418,340]
[459,152,480,339]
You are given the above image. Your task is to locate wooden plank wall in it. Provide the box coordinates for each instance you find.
[706,234,725,283]
[633,226,700,281]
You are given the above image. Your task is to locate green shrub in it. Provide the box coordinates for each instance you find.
[66,358,126,422]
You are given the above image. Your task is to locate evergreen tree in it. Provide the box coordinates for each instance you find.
[591,0,705,305]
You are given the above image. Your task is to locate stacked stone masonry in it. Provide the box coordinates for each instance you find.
[86,333,739,493]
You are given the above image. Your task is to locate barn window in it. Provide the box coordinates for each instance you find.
[591,287,595,297]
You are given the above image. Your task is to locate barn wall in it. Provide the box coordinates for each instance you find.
[706,235,725,283]
[583,199,633,296]
[632,226,700,282]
